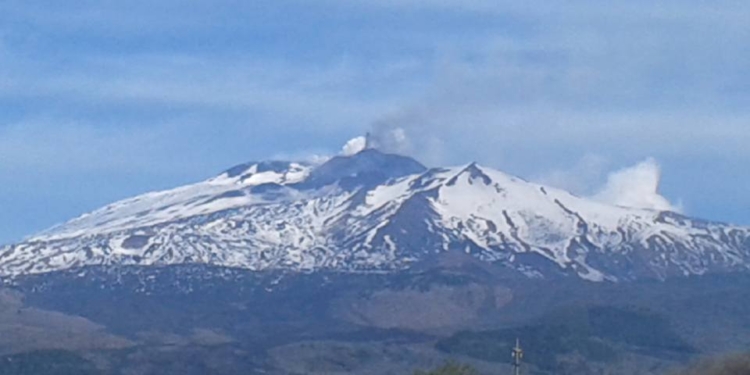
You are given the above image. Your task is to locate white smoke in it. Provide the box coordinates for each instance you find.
[341,136,368,156]
[340,123,414,156]
[340,106,416,157]
[368,123,412,155]
[339,129,679,213]
[592,158,678,212]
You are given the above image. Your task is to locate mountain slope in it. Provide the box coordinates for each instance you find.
[1,150,749,281]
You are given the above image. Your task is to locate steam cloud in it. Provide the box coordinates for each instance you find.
[340,114,678,213]
[340,121,415,157]
[368,114,424,156]
[340,108,446,166]
[593,158,678,212]
[341,136,368,156]
[338,133,679,212]
[341,128,411,159]
[340,123,413,157]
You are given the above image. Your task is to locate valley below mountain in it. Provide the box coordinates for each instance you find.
[2,264,750,374]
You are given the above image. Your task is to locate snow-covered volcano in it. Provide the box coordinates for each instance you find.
[1,149,749,281]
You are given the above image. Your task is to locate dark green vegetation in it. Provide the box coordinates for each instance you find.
[413,354,750,375]
[0,351,98,375]
[0,265,749,374]
[672,354,750,375]
[437,306,694,373]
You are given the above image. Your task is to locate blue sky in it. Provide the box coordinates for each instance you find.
[1,0,749,243]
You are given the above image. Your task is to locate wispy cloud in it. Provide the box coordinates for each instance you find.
[1,0,749,242]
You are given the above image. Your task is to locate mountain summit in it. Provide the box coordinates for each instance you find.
[1,150,749,281]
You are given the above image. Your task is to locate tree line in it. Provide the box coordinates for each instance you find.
[415,354,750,375]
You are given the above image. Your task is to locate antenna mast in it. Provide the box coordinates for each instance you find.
[511,338,523,375]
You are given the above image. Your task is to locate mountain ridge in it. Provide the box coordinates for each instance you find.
[1,149,749,281]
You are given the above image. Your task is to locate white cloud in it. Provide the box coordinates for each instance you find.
[1,0,750,239]
[341,136,368,156]
[592,158,678,212]
[369,124,411,155]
